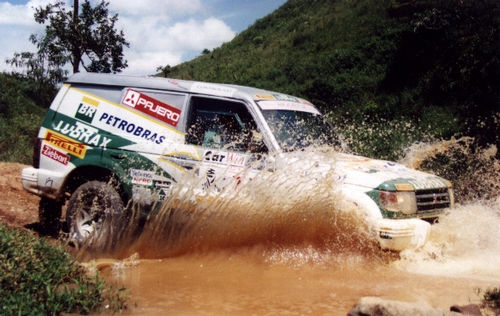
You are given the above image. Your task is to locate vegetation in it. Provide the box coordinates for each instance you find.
[482,288,500,311]
[168,0,499,160]
[0,223,127,315]
[0,73,48,164]
[476,287,500,314]
[7,0,129,84]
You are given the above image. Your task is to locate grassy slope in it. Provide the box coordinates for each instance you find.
[0,73,49,164]
[168,0,499,158]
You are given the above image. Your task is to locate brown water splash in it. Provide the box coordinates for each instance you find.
[400,137,499,203]
[78,150,381,261]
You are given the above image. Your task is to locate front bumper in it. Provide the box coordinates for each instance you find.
[21,167,41,195]
[376,218,430,251]
[21,167,65,199]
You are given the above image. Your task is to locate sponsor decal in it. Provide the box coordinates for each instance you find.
[379,231,392,240]
[154,180,172,189]
[204,150,226,163]
[75,96,99,123]
[258,100,320,115]
[204,150,246,167]
[121,89,181,127]
[203,167,217,190]
[130,169,154,186]
[98,112,166,145]
[395,183,414,192]
[272,94,299,102]
[408,178,448,190]
[45,178,54,187]
[255,94,276,100]
[53,120,112,148]
[226,152,246,167]
[45,130,86,159]
[191,82,236,98]
[42,144,69,165]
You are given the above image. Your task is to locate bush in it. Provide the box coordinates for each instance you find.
[483,287,500,311]
[0,112,44,164]
[418,138,500,204]
[332,114,435,161]
[476,287,500,314]
[0,73,48,163]
[0,223,127,315]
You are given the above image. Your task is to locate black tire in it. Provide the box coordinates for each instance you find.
[38,197,62,236]
[66,181,124,249]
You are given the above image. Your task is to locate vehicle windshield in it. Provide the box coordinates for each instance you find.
[261,109,340,151]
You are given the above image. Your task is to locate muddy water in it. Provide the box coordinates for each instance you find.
[92,199,500,315]
[83,147,500,315]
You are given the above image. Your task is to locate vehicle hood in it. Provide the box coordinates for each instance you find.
[274,151,450,191]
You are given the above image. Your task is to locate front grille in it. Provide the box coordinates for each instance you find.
[416,188,450,212]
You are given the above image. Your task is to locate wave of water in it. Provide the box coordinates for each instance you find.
[394,198,500,280]
[78,149,385,261]
[123,152,380,260]
[395,137,500,279]
[78,139,499,283]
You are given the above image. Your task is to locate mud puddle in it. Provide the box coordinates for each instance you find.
[100,253,495,315]
[82,142,500,315]
[91,199,500,315]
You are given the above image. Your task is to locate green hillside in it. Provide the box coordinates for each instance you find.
[0,73,49,163]
[169,0,499,159]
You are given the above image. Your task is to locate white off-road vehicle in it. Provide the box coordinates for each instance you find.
[21,73,453,250]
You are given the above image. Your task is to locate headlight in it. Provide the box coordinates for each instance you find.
[379,190,417,214]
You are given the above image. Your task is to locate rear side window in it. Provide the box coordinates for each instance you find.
[186,97,258,152]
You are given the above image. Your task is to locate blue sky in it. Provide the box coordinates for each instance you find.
[0,0,287,75]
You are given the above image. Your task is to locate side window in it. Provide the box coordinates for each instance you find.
[186,97,266,153]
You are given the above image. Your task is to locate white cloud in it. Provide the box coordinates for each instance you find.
[0,0,57,25]
[0,26,36,72]
[124,51,181,76]
[119,14,235,75]
[0,0,236,75]
[169,18,235,51]
[0,2,32,26]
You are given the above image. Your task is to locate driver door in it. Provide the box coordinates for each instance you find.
[185,96,266,192]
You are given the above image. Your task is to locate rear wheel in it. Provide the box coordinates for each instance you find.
[66,181,124,249]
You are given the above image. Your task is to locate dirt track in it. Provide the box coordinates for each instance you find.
[0,163,39,228]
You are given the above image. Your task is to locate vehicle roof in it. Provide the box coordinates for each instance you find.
[65,72,296,102]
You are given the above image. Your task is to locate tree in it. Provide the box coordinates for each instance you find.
[6,0,129,85]
[5,51,61,107]
[156,65,172,78]
[34,0,129,73]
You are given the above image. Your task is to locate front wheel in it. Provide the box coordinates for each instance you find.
[66,181,124,249]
